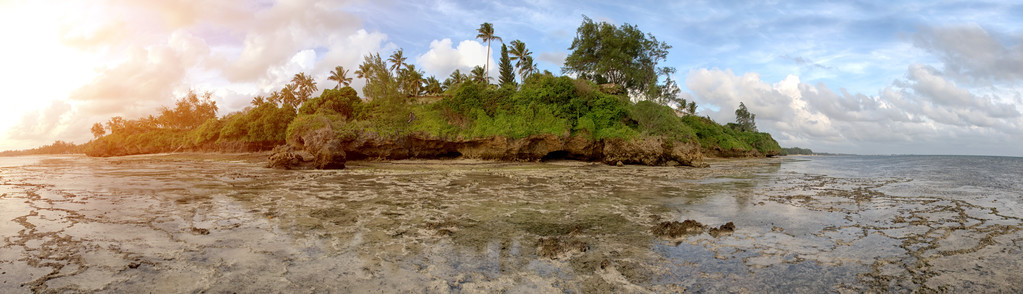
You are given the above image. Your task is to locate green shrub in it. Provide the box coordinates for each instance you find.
[628,100,694,141]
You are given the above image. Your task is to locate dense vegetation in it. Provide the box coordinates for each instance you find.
[781,147,814,155]
[67,17,779,159]
[0,141,82,156]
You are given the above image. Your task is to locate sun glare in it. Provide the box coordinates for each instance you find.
[0,1,98,148]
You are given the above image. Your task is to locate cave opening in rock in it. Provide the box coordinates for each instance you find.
[346,151,368,160]
[435,151,462,159]
[540,151,572,162]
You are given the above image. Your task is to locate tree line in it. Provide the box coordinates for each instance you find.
[74,16,777,157]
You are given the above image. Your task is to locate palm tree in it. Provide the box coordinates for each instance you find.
[400,64,424,96]
[355,62,372,80]
[328,66,353,89]
[519,55,538,81]
[290,72,317,106]
[475,22,501,83]
[424,76,442,95]
[388,49,406,75]
[470,65,488,83]
[449,69,466,84]
[276,85,298,107]
[508,40,532,81]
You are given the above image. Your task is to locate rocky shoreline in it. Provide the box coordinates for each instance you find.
[264,128,784,170]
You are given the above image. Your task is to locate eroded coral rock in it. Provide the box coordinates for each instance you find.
[651,220,705,238]
[267,145,301,169]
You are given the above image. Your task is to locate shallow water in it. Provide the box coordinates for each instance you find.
[1,154,1021,292]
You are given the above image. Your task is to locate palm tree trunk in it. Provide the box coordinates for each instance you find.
[485,40,491,81]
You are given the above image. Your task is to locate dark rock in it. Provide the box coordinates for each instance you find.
[651,220,705,238]
[708,222,736,237]
[190,227,210,235]
[537,236,588,259]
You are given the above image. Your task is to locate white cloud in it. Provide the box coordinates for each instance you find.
[417,38,494,79]
[683,66,1023,155]
[914,25,1023,85]
[311,29,394,93]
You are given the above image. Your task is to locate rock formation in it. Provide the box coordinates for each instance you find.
[278,127,710,169]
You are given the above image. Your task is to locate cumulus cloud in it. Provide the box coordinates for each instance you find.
[311,29,394,91]
[914,25,1023,85]
[683,66,1023,155]
[217,0,363,82]
[417,38,493,78]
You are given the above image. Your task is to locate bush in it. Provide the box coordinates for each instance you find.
[629,100,694,141]
[299,87,362,119]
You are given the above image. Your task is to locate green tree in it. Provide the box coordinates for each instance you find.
[271,84,297,108]
[508,40,532,82]
[470,65,488,83]
[90,122,105,138]
[355,62,372,80]
[328,66,353,89]
[734,102,757,132]
[358,53,399,102]
[106,116,126,134]
[388,49,406,75]
[158,90,218,130]
[290,72,318,107]
[299,87,362,119]
[562,15,672,99]
[443,69,469,91]
[498,43,516,86]
[399,64,424,97]
[475,22,501,82]
[520,55,538,81]
[424,76,442,95]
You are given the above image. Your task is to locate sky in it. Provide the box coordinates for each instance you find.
[1,0,1021,156]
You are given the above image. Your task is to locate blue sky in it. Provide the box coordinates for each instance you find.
[1,0,1021,156]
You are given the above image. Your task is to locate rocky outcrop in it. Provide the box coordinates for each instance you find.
[300,128,347,169]
[281,127,709,169]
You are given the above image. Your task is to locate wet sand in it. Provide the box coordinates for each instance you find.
[1,154,1020,292]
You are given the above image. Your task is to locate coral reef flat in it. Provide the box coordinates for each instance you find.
[1,154,1020,292]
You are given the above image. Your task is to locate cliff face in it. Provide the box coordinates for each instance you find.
[268,129,708,170]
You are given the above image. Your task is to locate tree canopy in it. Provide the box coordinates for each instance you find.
[476,22,501,82]
[733,102,757,132]
[562,15,673,100]
[498,43,516,86]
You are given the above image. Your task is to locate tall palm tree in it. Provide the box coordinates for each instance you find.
[508,40,532,82]
[475,22,501,82]
[519,55,538,81]
[290,72,317,106]
[327,66,353,89]
[388,49,406,75]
